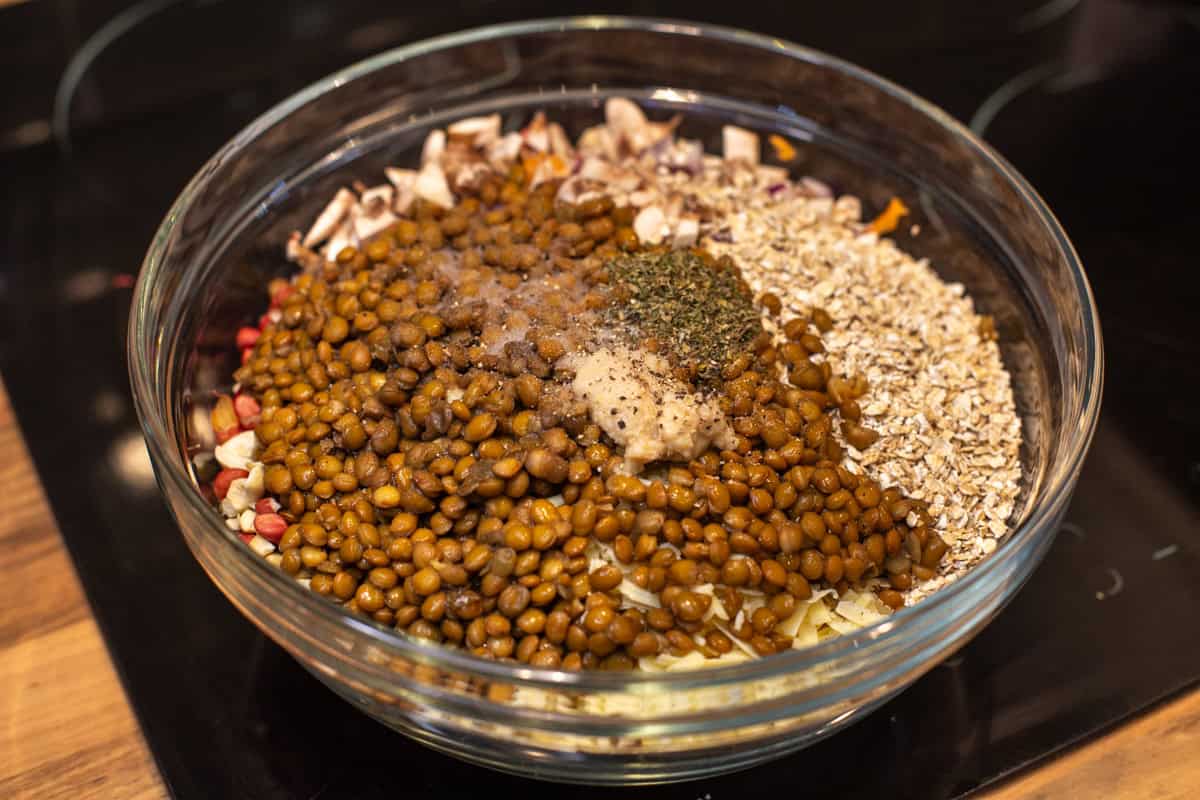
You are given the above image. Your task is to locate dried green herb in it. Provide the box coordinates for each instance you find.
[605,250,762,384]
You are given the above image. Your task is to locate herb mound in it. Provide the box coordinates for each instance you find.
[605,250,763,384]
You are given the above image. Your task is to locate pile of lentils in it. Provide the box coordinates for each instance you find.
[208,163,946,671]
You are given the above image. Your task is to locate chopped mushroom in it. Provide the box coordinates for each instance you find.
[420,129,446,166]
[578,157,616,183]
[485,132,523,171]
[358,184,393,214]
[547,122,574,158]
[527,154,570,189]
[384,168,417,215]
[413,160,454,208]
[451,160,492,192]
[605,97,647,148]
[604,97,678,154]
[447,114,501,146]
[301,187,355,248]
[322,217,357,261]
[285,232,323,271]
[352,205,397,241]
[577,124,618,160]
[521,111,550,152]
[555,175,600,206]
[384,167,417,189]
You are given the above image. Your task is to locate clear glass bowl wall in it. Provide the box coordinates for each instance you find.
[129,18,1101,784]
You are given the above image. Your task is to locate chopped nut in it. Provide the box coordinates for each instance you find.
[214,430,258,471]
[722,125,760,165]
[633,206,667,244]
[248,534,276,557]
[673,215,699,247]
[800,176,833,198]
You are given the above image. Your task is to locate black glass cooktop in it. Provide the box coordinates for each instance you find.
[2,2,1198,798]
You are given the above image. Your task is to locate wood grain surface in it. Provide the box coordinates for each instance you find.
[0,374,1195,799]
[0,379,165,800]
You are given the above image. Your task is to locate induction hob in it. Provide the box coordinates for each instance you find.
[1,2,1198,798]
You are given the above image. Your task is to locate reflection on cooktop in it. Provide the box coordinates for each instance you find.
[0,2,1197,798]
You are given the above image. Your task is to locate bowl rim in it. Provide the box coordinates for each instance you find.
[129,14,1104,690]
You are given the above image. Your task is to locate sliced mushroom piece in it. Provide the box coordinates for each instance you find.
[384,167,418,215]
[384,167,417,189]
[285,231,324,272]
[521,111,550,153]
[578,157,615,183]
[421,129,446,166]
[528,155,569,189]
[555,175,604,206]
[722,125,760,165]
[394,186,416,216]
[485,132,523,171]
[359,184,394,214]
[442,139,495,191]
[547,122,574,159]
[605,97,647,143]
[302,187,355,248]
[636,115,681,155]
[577,124,618,161]
[353,207,397,242]
[451,160,492,192]
[322,216,358,262]
[447,114,501,147]
[414,161,455,209]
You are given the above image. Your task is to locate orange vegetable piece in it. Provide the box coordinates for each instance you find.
[867,197,909,235]
[768,134,797,162]
[521,153,546,178]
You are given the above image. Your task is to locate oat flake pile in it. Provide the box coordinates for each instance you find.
[198,98,1022,672]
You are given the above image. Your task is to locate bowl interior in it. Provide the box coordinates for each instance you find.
[139,18,1098,674]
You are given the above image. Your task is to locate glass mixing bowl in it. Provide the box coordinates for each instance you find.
[128,17,1102,784]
